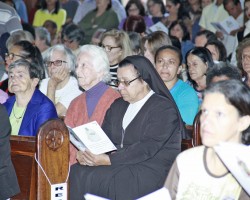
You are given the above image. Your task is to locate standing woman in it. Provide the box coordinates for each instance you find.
[165,80,250,199]
[100,29,133,88]
[33,0,66,33]
[78,0,119,44]
[186,47,214,103]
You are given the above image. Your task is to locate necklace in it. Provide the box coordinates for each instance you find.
[13,104,27,124]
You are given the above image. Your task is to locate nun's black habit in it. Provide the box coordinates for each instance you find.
[70,55,185,200]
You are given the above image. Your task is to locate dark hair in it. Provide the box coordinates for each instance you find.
[13,40,45,79]
[205,40,227,62]
[41,0,60,14]
[61,23,85,45]
[9,59,43,81]
[123,15,146,34]
[166,0,190,20]
[147,0,166,15]
[169,20,190,41]
[169,35,181,50]
[204,79,250,145]
[94,0,112,11]
[128,32,144,55]
[186,47,214,68]
[196,30,217,44]
[155,45,182,66]
[125,0,146,16]
[206,62,241,85]
[223,0,240,7]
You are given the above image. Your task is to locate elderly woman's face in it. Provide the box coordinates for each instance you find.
[187,54,208,81]
[242,46,250,75]
[76,52,101,90]
[117,65,147,104]
[8,65,37,94]
[101,36,122,65]
[47,50,69,77]
[200,92,243,147]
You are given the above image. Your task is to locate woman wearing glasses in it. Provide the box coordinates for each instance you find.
[4,59,57,136]
[40,44,82,117]
[100,29,133,88]
[64,45,120,165]
[1,40,46,95]
[69,55,185,200]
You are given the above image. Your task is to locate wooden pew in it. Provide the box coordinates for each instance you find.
[10,119,69,200]
[10,136,36,200]
[181,111,202,151]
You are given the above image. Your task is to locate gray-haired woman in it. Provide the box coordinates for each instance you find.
[40,44,82,117]
[64,44,120,165]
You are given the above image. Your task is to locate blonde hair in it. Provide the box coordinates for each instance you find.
[101,29,133,62]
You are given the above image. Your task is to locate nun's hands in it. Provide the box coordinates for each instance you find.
[76,150,111,166]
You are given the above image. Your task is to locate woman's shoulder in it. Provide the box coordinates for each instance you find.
[177,146,205,163]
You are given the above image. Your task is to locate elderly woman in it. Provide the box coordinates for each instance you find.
[165,79,250,199]
[236,38,250,87]
[78,0,119,44]
[40,44,82,117]
[4,59,57,136]
[100,29,133,88]
[64,45,120,165]
[69,55,186,199]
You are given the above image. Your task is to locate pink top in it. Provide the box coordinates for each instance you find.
[0,89,8,104]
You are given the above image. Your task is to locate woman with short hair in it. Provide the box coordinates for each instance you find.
[64,45,120,165]
[4,59,57,136]
[40,44,82,117]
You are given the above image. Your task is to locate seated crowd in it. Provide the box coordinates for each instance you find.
[0,0,250,199]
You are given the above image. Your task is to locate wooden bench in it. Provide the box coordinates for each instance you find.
[10,119,69,200]
[181,111,202,151]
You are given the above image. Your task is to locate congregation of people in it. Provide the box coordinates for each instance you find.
[0,0,250,199]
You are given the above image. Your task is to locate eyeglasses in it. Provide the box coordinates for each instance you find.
[45,60,67,67]
[101,44,121,52]
[113,76,141,87]
[5,52,26,60]
[242,54,250,62]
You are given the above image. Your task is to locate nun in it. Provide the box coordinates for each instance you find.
[70,55,186,200]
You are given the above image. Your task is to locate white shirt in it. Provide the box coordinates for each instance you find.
[123,90,154,129]
[39,76,82,109]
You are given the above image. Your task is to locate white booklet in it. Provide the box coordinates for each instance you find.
[211,16,240,35]
[68,121,117,155]
[214,142,250,195]
[137,187,171,200]
[148,22,169,34]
